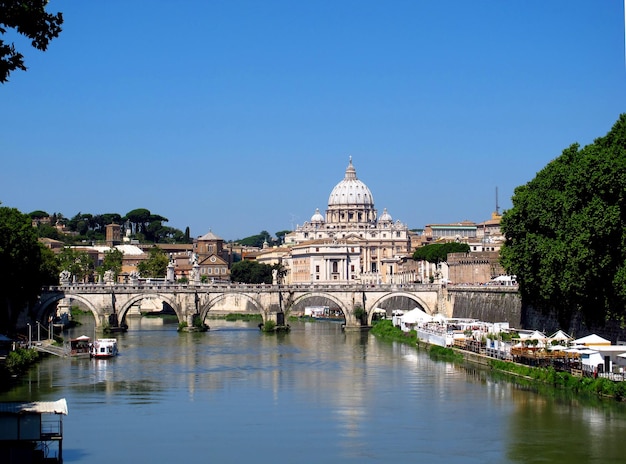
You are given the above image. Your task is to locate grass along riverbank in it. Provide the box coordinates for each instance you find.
[370,320,626,402]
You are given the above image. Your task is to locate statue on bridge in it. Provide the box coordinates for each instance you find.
[59,270,71,285]
[129,271,140,285]
[103,270,115,284]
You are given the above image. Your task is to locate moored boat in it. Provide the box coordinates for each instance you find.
[90,338,119,358]
[69,335,91,357]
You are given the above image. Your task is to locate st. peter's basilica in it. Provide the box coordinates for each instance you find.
[276,158,416,285]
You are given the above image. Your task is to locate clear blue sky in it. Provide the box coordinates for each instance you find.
[1,1,624,241]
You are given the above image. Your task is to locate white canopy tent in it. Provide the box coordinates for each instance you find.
[400,308,434,324]
[572,334,611,346]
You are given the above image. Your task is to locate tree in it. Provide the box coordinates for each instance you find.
[124,208,151,236]
[99,248,123,280]
[412,242,470,265]
[124,208,169,241]
[57,247,94,282]
[229,260,274,284]
[28,210,48,219]
[138,246,168,278]
[500,114,626,328]
[275,230,291,245]
[0,1,64,83]
[236,231,273,248]
[0,206,55,331]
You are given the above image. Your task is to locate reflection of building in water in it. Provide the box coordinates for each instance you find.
[278,158,415,285]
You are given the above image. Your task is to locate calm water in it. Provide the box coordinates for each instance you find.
[4,317,626,464]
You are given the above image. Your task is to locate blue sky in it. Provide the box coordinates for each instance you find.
[1,1,624,241]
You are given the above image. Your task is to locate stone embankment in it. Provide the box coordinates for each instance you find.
[447,286,521,326]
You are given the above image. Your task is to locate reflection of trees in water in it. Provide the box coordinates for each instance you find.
[505,393,621,463]
[455,363,626,463]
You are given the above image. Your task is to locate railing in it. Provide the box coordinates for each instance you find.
[41,415,63,439]
[42,282,442,293]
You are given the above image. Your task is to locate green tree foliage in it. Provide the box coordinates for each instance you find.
[124,208,170,242]
[275,230,291,245]
[412,242,470,264]
[35,222,60,240]
[236,230,272,248]
[500,114,626,328]
[99,248,123,280]
[137,246,168,278]
[57,247,94,282]
[0,0,63,83]
[28,210,48,219]
[0,206,56,331]
[229,260,274,284]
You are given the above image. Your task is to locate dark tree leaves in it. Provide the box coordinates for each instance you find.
[500,114,626,328]
[0,0,63,82]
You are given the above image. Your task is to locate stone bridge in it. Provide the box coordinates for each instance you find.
[34,282,444,331]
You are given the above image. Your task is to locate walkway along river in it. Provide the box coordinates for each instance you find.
[3,316,626,463]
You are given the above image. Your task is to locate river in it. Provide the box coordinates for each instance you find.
[3,316,626,463]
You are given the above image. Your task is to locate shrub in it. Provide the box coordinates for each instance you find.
[262,320,276,332]
[5,348,39,373]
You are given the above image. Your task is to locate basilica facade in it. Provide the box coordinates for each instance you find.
[281,158,415,285]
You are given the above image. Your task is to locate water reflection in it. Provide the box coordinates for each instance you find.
[3,318,626,463]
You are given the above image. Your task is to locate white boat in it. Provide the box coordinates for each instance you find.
[90,338,119,358]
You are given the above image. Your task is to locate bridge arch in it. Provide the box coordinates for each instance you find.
[365,291,434,324]
[288,292,351,319]
[199,292,265,321]
[34,293,101,327]
[117,294,183,326]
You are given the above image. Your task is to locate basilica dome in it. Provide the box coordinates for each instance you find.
[379,208,392,223]
[310,208,325,223]
[328,158,374,207]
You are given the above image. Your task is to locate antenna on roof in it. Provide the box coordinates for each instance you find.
[495,187,500,215]
[290,213,299,230]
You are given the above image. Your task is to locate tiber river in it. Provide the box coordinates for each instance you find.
[3,316,626,463]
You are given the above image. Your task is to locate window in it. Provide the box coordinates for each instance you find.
[332,262,338,273]
[315,265,320,272]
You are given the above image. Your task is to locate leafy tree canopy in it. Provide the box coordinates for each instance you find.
[500,114,626,328]
[275,230,291,244]
[236,230,273,248]
[229,260,274,284]
[99,248,123,279]
[57,247,94,282]
[28,210,48,218]
[0,206,56,331]
[412,242,470,264]
[137,246,168,278]
[0,0,63,83]
[29,208,189,244]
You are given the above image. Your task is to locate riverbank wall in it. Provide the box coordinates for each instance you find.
[446,286,626,343]
[447,286,521,326]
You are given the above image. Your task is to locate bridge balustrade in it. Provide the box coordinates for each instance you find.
[43,282,442,293]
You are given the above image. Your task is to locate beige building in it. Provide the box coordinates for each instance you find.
[284,158,413,284]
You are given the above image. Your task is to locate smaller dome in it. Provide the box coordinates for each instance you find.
[379,208,392,223]
[311,208,325,223]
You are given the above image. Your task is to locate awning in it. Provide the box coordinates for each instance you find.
[0,398,68,415]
